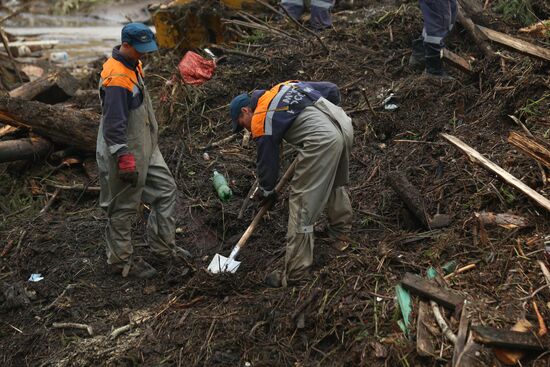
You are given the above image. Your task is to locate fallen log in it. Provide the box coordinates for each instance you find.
[508,131,550,170]
[472,325,547,351]
[9,69,79,104]
[477,25,550,62]
[401,272,465,311]
[0,136,52,163]
[442,133,550,213]
[0,95,98,152]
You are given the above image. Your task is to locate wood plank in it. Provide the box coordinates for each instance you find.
[472,325,548,351]
[441,133,550,213]
[416,301,438,357]
[443,49,473,73]
[477,25,550,61]
[508,131,550,170]
[401,272,464,311]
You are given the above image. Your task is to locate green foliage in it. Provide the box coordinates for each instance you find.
[493,0,537,26]
[517,93,550,119]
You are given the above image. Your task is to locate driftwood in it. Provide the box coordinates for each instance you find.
[477,25,550,62]
[401,272,464,311]
[452,302,470,366]
[0,95,99,152]
[9,69,79,104]
[442,133,550,213]
[0,136,52,163]
[508,131,550,170]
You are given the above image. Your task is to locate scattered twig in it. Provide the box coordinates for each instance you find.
[212,44,269,62]
[431,300,457,344]
[0,26,22,82]
[202,134,237,150]
[360,88,377,117]
[444,264,476,280]
[238,180,258,219]
[38,188,60,215]
[44,284,76,311]
[52,322,94,336]
[533,300,548,337]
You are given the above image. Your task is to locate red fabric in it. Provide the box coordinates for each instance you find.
[177,51,216,85]
[118,153,136,173]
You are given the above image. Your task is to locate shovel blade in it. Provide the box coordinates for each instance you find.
[207,253,241,274]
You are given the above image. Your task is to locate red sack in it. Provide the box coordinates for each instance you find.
[177,51,216,86]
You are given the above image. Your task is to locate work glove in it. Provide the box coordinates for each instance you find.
[258,191,278,209]
[117,152,138,187]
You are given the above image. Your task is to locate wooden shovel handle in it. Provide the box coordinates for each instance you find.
[235,159,298,248]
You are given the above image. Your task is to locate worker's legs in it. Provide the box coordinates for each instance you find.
[281,107,344,285]
[326,186,353,238]
[310,0,334,29]
[281,0,304,21]
[97,132,149,266]
[141,146,177,258]
[419,0,457,77]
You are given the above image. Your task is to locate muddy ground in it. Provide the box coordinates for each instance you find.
[1,1,550,366]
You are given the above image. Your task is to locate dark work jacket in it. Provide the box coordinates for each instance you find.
[250,81,341,193]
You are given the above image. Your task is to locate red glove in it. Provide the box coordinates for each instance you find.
[118,153,138,187]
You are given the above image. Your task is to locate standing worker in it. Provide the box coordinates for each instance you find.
[97,23,190,279]
[281,0,335,30]
[409,0,457,79]
[229,81,354,288]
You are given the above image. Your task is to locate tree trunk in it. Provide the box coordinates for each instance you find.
[0,95,99,152]
[9,69,79,104]
[0,136,52,163]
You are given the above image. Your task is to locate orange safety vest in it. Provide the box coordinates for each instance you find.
[251,80,297,138]
[100,57,144,94]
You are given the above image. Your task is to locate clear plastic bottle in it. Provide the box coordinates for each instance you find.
[212,170,232,202]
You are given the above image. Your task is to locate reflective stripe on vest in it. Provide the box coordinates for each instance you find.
[251,80,297,138]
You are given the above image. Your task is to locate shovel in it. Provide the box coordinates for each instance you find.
[208,159,298,274]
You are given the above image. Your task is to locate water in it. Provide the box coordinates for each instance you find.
[2,1,153,66]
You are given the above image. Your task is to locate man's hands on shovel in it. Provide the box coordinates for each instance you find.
[250,186,279,208]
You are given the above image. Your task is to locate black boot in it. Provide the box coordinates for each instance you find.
[409,37,425,69]
[424,42,454,81]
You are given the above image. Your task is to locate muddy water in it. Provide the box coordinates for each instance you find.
[2,0,153,66]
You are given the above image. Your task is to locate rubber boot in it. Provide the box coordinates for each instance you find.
[424,42,454,81]
[109,257,157,279]
[409,37,426,70]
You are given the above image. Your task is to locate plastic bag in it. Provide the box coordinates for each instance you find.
[177,51,216,85]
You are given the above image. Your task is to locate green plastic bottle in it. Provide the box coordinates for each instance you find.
[212,170,232,202]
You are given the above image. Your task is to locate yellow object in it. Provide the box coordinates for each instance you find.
[151,0,258,49]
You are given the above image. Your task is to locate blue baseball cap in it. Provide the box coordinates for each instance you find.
[121,23,158,53]
[230,93,251,133]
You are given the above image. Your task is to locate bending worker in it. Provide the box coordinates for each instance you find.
[97,23,190,279]
[281,0,334,30]
[409,0,457,79]
[229,81,353,287]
